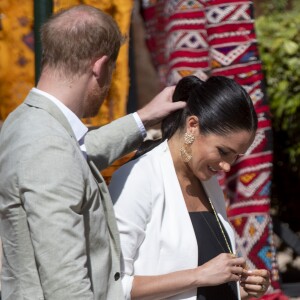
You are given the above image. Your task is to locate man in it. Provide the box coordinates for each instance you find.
[0,5,185,300]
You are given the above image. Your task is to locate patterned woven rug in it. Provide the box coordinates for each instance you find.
[141,0,287,298]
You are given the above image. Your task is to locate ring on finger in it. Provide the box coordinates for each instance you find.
[261,284,265,291]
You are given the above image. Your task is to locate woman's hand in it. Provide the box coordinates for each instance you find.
[130,253,247,300]
[195,253,246,286]
[240,269,271,299]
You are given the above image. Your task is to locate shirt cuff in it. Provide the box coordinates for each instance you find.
[132,112,147,139]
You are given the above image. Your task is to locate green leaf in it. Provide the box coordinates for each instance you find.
[283,40,299,55]
[256,10,300,165]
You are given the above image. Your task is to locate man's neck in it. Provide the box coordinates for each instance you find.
[36,70,89,118]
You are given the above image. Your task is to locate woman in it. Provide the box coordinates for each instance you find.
[109,76,270,300]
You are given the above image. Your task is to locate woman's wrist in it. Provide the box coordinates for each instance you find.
[191,266,207,288]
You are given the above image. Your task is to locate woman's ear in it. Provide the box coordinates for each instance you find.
[186,115,199,134]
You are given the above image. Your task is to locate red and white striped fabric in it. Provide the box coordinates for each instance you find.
[141,1,287,298]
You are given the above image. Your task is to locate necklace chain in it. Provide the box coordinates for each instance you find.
[201,212,228,253]
[207,197,233,255]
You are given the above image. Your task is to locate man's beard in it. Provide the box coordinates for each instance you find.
[82,84,109,118]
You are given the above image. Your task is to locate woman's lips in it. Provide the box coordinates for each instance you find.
[208,165,218,173]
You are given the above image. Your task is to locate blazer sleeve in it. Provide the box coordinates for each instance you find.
[85,114,143,171]
[109,158,152,300]
[18,135,93,300]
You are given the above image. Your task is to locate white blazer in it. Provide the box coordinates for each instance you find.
[109,140,241,300]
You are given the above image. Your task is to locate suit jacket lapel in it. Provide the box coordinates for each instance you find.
[24,91,76,140]
[25,90,121,256]
[159,141,199,256]
[202,178,236,254]
[88,160,121,255]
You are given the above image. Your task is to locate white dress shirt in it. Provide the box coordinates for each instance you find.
[31,88,146,158]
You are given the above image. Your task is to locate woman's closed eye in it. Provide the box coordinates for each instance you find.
[217,147,229,156]
[218,147,239,164]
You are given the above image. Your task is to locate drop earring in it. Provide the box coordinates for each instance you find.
[180,132,195,162]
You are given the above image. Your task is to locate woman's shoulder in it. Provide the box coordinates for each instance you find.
[110,141,168,185]
[124,140,168,169]
[109,142,169,206]
[137,139,168,157]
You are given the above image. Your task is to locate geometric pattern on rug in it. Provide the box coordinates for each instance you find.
[141,0,286,297]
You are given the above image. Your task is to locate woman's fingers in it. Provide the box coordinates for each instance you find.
[229,254,246,266]
[231,265,244,274]
[244,269,270,278]
[240,268,271,297]
[197,253,248,286]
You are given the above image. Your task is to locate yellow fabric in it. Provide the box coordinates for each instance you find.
[0,1,34,121]
[0,0,133,126]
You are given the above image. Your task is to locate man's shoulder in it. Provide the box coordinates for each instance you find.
[3,101,67,137]
[0,103,73,165]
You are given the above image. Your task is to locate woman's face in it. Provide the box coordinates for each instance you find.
[187,127,255,181]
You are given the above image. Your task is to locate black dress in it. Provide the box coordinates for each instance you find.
[189,211,239,300]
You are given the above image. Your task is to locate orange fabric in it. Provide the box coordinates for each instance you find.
[0,0,133,126]
[0,1,34,121]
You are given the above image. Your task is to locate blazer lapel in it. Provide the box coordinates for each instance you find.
[158,141,199,262]
[25,91,121,255]
[26,90,122,254]
[24,91,76,140]
[88,160,121,255]
[202,178,236,254]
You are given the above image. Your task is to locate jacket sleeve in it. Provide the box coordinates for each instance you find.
[109,158,152,300]
[18,135,93,299]
[85,114,143,171]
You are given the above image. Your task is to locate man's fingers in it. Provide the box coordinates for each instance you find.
[168,101,186,111]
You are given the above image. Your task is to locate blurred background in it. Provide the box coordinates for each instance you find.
[133,2,300,296]
[0,0,299,298]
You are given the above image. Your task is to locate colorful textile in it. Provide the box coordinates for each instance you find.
[141,0,286,298]
[0,0,133,126]
[0,1,34,121]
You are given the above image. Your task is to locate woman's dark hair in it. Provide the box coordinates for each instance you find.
[134,75,257,158]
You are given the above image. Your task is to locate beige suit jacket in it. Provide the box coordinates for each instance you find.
[0,90,143,299]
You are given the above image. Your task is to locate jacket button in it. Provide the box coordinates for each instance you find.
[114,272,120,281]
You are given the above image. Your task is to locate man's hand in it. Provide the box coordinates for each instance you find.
[137,86,186,129]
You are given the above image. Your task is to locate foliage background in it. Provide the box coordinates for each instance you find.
[255,0,300,231]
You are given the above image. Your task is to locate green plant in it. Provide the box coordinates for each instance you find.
[256,11,300,167]
[261,0,288,12]
[257,0,300,14]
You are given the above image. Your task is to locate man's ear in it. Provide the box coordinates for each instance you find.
[92,55,109,86]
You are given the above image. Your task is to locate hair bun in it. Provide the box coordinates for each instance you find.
[172,75,203,103]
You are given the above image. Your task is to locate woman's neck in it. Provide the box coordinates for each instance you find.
[168,133,190,180]
[168,135,211,212]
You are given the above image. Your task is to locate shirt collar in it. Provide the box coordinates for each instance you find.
[31,88,88,142]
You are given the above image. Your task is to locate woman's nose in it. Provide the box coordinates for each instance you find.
[219,161,231,172]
